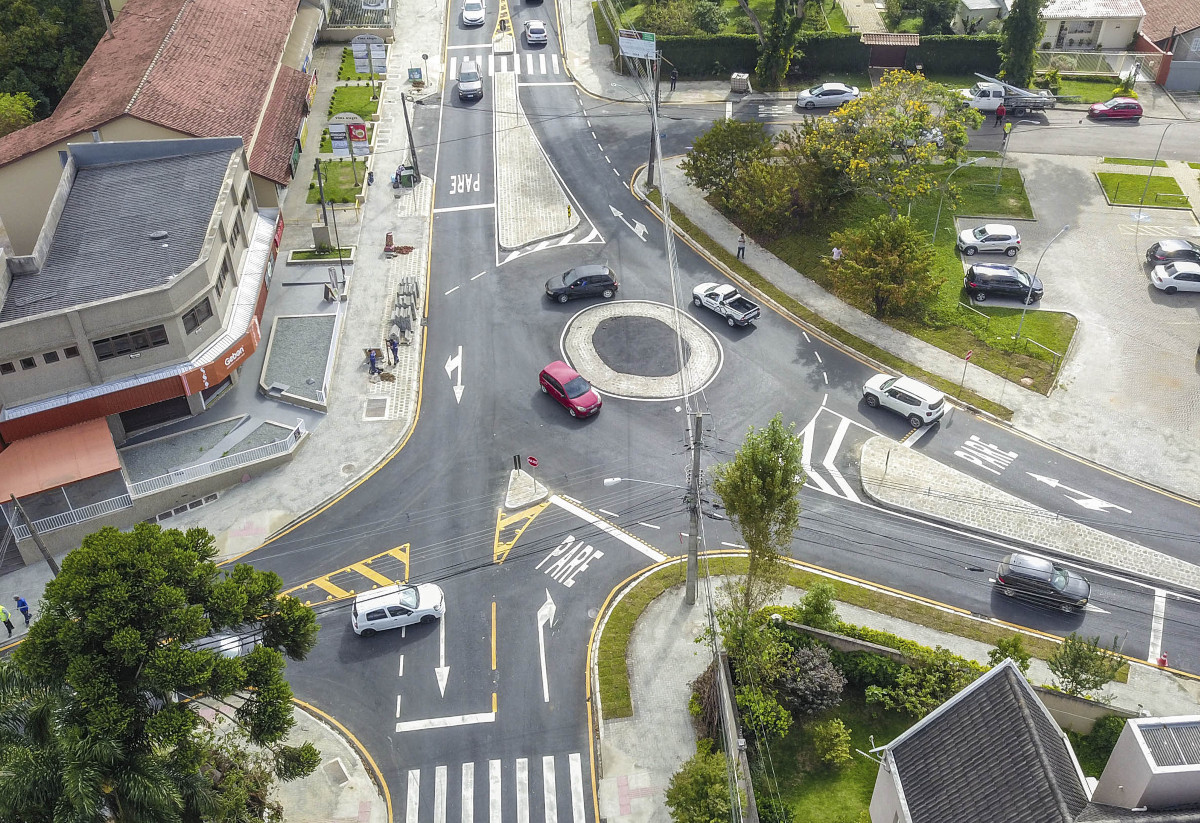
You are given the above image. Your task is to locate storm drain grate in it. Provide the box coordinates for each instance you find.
[364,397,388,420]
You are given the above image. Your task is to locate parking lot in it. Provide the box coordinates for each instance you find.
[960,152,1200,480]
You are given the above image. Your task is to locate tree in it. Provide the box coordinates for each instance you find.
[999,0,1045,88]
[1048,633,1123,698]
[3,523,321,822]
[665,740,732,823]
[988,634,1032,675]
[0,0,109,119]
[736,684,792,741]
[0,92,35,136]
[799,70,982,217]
[680,118,772,201]
[866,647,981,717]
[775,645,845,715]
[713,414,805,619]
[810,718,854,768]
[829,215,940,319]
[919,0,957,34]
[793,581,839,631]
[755,0,803,88]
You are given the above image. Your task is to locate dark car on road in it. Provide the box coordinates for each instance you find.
[964,263,1043,303]
[545,265,618,303]
[539,360,601,418]
[996,552,1090,612]
[1146,238,1200,266]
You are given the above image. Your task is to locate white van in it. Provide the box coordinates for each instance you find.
[351,582,445,636]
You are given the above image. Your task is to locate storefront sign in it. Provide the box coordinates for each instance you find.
[181,318,262,396]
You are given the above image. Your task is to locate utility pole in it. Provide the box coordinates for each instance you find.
[314,159,329,227]
[647,52,661,188]
[10,495,60,577]
[400,93,420,180]
[685,412,702,605]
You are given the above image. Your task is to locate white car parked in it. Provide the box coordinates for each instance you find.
[461,0,486,26]
[956,224,1021,257]
[1150,261,1200,294]
[862,374,946,429]
[795,82,860,110]
[524,19,548,44]
[352,583,445,636]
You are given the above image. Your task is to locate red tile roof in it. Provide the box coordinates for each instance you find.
[860,33,921,45]
[1139,0,1200,43]
[249,66,310,184]
[0,0,299,171]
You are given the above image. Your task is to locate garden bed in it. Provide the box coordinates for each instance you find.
[1096,171,1189,208]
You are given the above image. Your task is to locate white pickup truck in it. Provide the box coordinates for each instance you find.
[693,283,761,327]
[959,74,1056,115]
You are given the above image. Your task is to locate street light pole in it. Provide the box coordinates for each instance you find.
[1015,224,1068,340]
[933,157,980,244]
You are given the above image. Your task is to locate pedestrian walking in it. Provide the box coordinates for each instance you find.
[13,596,30,627]
[736,232,746,260]
[0,605,13,638]
[670,68,678,91]
[994,102,1006,126]
[389,337,400,365]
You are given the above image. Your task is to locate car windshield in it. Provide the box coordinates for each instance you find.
[1015,270,1031,286]
[465,1,482,10]
[806,86,824,95]
[972,227,988,239]
[563,376,591,399]
[397,586,419,608]
[1050,568,1069,592]
[880,377,898,391]
[1100,100,1118,109]
[460,70,480,82]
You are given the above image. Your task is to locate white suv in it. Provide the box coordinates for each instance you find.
[957,224,1021,257]
[862,374,946,428]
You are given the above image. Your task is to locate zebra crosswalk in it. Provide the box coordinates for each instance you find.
[404,754,588,823]
[448,53,564,79]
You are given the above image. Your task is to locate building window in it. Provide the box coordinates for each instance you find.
[182,298,213,334]
[20,357,36,370]
[0,362,14,375]
[240,186,251,210]
[43,351,60,364]
[64,346,80,358]
[215,256,231,298]
[92,325,169,361]
[230,216,243,248]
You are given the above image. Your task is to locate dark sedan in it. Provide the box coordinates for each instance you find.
[964,263,1042,303]
[996,553,1090,612]
[1146,238,1200,266]
[545,265,618,303]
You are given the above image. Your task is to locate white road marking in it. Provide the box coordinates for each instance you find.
[516,759,529,823]
[802,331,811,343]
[596,143,604,151]
[725,101,733,118]
[569,754,585,823]
[489,761,501,823]
[396,694,402,717]
[823,372,828,384]
[518,81,577,87]
[398,654,404,677]
[604,155,611,163]
[540,53,547,74]
[449,56,458,77]
[445,285,461,295]
[395,711,496,733]
[1148,588,1167,662]
[822,417,860,502]
[488,54,495,74]
[822,393,828,406]
[814,351,822,364]
[543,756,558,823]
[799,414,837,495]
[904,423,936,448]
[407,771,420,823]
[552,54,560,73]
[721,541,746,549]
[550,495,666,560]
[462,763,474,823]
[435,766,447,823]
[526,53,534,73]
[471,270,487,280]
[637,522,660,529]
[433,202,497,213]
[598,508,619,517]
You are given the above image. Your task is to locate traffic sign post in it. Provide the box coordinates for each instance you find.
[527,456,539,468]
[958,350,973,398]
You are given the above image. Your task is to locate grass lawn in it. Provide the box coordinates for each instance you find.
[328,85,379,120]
[305,159,366,204]
[895,12,922,32]
[320,125,374,153]
[338,47,384,81]
[1054,77,1118,104]
[1102,157,1167,167]
[1189,162,1200,171]
[767,690,914,823]
[1097,171,1189,208]
[801,0,850,31]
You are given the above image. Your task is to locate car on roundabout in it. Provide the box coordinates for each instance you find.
[795,82,859,110]
[862,373,946,429]
[539,360,602,418]
[545,265,618,303]
[352,583,445,636]
[995,553,1090,613]
[1150,261,1200,294]
[524,19,548,44]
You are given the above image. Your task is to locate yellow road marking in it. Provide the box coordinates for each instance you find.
[352,562,395,587]
[493,0,512,38]
[493,501,550,563]
[312,578,351,598]
[282,544,411,605]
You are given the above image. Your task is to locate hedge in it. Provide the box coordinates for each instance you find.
[903,34,1002,74]
[659,33,759,76]
[790,32,870,76]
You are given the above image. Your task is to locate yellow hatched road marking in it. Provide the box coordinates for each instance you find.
[352,562,395,587]
[312,578,351,598]
[493,501,550,564]
[493,0,512,38]
[282,543,412,605]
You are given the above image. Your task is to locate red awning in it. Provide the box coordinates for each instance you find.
[0,418,121,500]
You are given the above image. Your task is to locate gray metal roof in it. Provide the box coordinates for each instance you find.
[1140,720,1200,767]
[0,149,229,323]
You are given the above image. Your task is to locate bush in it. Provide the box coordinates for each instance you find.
[865,646,983,717]
[790,32,869,76]
[988,634,1032,675]
[883,0,901,28]
[775,645,845,715]
[1034,68,1061,92]
[810,718,854,769]
[690,659,723,741]
[903,34,1001,74]
[794,582,839,631]
[831,650,904,690]
[1048,633,1123,698]
[660,34,759,75]
[665,740,732,823]
[736,685,793,742]
[638,1,701,35]
[1068,714,1127,776]
[757,795,795,823]
[693,0,728,34]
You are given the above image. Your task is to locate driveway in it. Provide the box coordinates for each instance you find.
[970,152,1200,482]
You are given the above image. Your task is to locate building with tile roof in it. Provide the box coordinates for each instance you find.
[0,0,317,257]
[1040,0,1144,50]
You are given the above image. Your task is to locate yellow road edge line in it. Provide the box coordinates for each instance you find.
[294,698,393,823]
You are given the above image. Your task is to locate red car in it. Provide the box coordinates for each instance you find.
[539,360,602,418]
[1088,97,1143,120]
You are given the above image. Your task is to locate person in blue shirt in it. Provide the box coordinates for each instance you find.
[13,596,31,627]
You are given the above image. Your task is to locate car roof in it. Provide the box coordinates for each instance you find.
[527,18,545,25]
[1164,261,1200,275]
[816,82,852,92]
[891,376,944,402]
[968,263,1020,276]
[566,264,613,279]
[976,223,1017,234]
[1106,97,1139,104]
[354,582,411,607]
[542,360,581,382]
[1002,553,1054,577]
[1157,238,1200,251]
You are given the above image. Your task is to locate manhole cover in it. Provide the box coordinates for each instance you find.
[364,397,388,419]
[342,463,357,475]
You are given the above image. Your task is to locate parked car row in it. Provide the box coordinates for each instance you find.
[1146,239,1200,294]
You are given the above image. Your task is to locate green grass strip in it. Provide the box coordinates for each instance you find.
[645,190,1014,420]
[1097,171,1189,207]
[1102,157,1167,167]
[1188,162,1200,171]
[292,247,352,260]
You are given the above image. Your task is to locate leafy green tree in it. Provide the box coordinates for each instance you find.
[3,523,320,822]
[999,0,1045,88]
[1048,633,1123,697]
[736,684,792,741]
[665,740,732,823]
[799,70,982,217]
[919,0,957,34]
[713,414,805,618]
[637,1,701,36]
[755,0,802,88]
[775,645,845,715]
[0,0,108,118]
[865,647,981,717]
[988,634,1032,675]
[719,159,798,237]
[794,582,839,631]
[829,215,940,319]
[0,91,35,136]
[692,0,728,33]
[810,718,854,768]
[680,118,772,201]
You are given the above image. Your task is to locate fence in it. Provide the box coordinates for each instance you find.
[1035,50,1161,80]
[11,494,134,542]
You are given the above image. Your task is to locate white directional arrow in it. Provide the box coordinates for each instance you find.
[434,615,449,697]
[536,589,556,703]
[608,205,648,242]
[1027,473,1132,514]
[444,346,464,404]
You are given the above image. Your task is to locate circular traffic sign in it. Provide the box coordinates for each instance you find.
[527,456,539,468]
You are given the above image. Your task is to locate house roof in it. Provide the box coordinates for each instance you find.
[860,33,921,45]
[248,66,309,184]
[1138,0,1200,43]
[880,660,1090,823]
[0,146,232,323]
[1040,0,1145,19]
[0,0,298,175]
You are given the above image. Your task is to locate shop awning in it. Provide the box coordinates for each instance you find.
[0,418,121,500]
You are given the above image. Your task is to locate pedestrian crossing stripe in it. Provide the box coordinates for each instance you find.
[404,754,587,823]
[448,54,562,78]
[493,501,550,564]
[281,543,411,604]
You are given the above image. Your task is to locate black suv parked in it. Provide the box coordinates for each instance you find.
[1145,239,1200,265]
[996,553,1090,612]
[965,263,1043,303]
[545,265,619,303]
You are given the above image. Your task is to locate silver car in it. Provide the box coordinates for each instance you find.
[524,19,548,44]
[795,82,860,110]
[461,0,485,26]
[956,224,1021,257]
[457,59,483,100]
